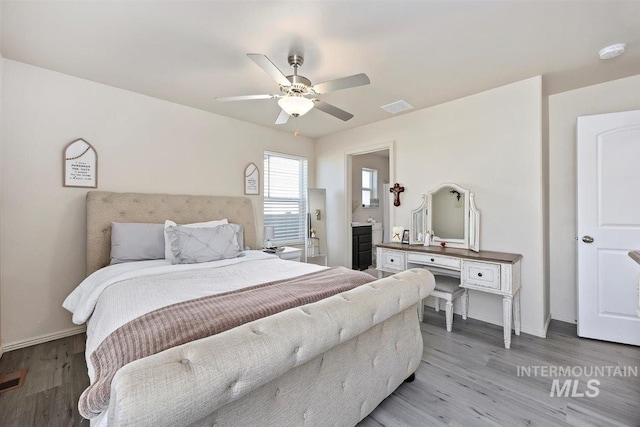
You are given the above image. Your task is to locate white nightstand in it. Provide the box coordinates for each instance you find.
[275,247,302,262]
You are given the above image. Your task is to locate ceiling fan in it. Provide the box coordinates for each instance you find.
[216,53,370,124]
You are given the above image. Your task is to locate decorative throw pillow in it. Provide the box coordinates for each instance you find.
[110,222,165,264]
[164,219,228,261]
[228,223,245,250]
[166,224,243,264]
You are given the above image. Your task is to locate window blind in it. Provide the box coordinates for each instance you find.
[264,152,308,245]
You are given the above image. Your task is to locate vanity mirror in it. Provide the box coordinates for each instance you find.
[410,195,427,244]
[411,183,480,251]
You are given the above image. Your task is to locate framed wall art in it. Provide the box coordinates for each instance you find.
[244,162,260,195]
[64,139,97,188]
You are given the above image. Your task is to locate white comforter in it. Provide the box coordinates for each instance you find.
[63,250,325,383]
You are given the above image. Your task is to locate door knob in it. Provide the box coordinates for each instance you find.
[582,235,594,243]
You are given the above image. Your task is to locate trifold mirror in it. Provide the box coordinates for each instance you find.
[410,183,480,252]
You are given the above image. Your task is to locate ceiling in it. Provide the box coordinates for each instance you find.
[2,1,639,139]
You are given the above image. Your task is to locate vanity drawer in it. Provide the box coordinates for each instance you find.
[462,261,501,290]
[380,250,405,272]
[407,253,461,270]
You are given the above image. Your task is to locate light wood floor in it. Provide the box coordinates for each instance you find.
[1,312,638,426]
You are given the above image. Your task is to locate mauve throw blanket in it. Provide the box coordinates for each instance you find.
[79,266,375,418]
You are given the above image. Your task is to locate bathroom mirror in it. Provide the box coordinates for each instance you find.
[307,188,328,265]
[425,183,480,251]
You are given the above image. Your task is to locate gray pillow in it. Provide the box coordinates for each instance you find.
[166,224,243,264]
[110,222,165,264]
[229,223,245,250]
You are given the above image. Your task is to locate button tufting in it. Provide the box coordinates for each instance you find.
[181,359,190,365]
[303,411,308,419]
[342,381,346,390]
[228,381,237,389]
[294,346,300,354]
[275,388,281,396]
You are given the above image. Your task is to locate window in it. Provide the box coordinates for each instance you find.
[264,152,308,245]
[362,168,378,207]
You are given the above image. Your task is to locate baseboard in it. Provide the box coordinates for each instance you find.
[423,298,548,338]
[550,313,577,324]
[2,325,86,353]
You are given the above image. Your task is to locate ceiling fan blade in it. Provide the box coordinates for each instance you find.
[216,94,277,102]
[313,100,354,121]
[247,54,291,87]
[275,109,290,125]
[312,73,370,94]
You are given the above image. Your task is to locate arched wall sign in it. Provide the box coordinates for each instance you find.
[244,162,260,195]
[64,139,97,188]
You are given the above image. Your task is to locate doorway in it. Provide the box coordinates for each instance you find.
[577,109,640,346]
[345,142,395,269]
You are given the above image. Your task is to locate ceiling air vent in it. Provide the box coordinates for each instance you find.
[380,100,414,114]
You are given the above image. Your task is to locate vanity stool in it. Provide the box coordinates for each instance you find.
[424,275,468,332]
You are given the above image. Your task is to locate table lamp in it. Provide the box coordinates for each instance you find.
[264,226,275,248]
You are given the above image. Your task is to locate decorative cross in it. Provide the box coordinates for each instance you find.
[390,183,405,207]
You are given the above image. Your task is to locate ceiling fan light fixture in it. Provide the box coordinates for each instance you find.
[278,96,314,117]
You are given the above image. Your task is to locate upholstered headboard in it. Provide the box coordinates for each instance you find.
[86,191,257,276]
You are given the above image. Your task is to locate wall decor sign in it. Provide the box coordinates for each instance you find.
[244,162,260,195]
[64,139,97,188]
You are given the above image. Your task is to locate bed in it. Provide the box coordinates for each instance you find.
[64,191,435,426]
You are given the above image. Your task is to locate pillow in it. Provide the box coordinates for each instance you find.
[164,219,228,261]
[166,224,242,264]
[229,223,245,250]
[110,222,165,264]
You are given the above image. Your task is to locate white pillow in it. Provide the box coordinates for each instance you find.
[164,219,228,261]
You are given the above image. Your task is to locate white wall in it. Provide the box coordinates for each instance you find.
[548,74,640,323]
[351,152,389,224]
[0,60,314,348]
[316,77,547,336]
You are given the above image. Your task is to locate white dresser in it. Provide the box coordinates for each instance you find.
[376,243,522,349]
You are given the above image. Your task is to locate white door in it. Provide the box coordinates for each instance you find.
[577,110,640,346]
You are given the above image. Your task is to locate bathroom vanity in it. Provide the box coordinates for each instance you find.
[352,224,372,270]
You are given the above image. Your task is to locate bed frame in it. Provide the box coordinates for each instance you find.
[85,191,435,426]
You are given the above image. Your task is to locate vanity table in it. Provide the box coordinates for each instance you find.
[377,183,523,349]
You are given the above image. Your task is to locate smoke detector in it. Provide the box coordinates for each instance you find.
[599,43,626,60]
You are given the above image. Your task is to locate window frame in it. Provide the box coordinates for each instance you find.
[263,151,308,246]
[361,167,378,208]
